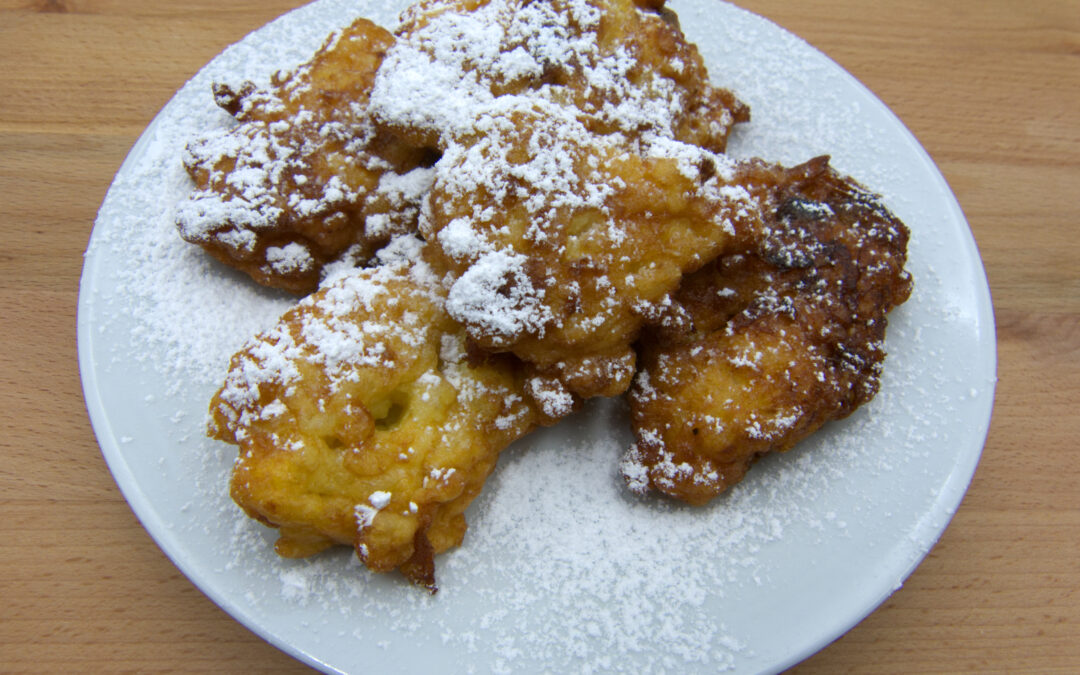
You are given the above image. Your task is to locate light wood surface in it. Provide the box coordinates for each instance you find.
[1,0,1077,672]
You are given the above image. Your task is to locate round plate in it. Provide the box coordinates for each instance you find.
[78,1,996,672]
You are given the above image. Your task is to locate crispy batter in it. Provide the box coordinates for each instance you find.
[209,238,547,589]
[176,19,435,294]
[622,157,912,505]
[370,0,748,151]
[421,98,764,401]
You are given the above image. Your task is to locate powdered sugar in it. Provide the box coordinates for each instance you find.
[265,242,315,275]
[445,249,554,345]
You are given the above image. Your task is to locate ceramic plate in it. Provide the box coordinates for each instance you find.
[78,1,996,672]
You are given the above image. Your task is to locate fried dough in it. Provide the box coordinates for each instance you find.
[209,237,546,589]
[176,19,435,294]
[370,0,748,151]
[421,98,763,401]
[622,157,913,505]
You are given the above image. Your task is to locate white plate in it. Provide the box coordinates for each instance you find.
[78,1,996,672]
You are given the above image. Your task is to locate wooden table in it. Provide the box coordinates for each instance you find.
[2,0,1076,672]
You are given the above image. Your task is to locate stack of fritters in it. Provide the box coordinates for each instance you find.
[178,0,911,589]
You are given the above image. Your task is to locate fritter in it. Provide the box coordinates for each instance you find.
[209,237,548,590]
[622,157,913,505]
[176,18,435,294]
[370,0,748,151]
[420,98,764,401]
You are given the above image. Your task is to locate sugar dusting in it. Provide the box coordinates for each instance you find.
[83,0,993,673]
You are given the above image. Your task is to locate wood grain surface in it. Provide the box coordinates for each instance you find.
[1,0,1077,672]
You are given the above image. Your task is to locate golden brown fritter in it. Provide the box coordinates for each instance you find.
[176,18,435,294]
[420,98,764,402]
[574,0,750,151]
[369,0,748,151]
[209,238,548,590]
[622,157,912,505]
